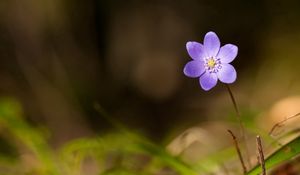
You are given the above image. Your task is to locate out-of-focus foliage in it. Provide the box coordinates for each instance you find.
[0,98,199,175]
[2,97,300,175]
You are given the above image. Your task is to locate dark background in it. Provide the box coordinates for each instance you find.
[0,0,300,146]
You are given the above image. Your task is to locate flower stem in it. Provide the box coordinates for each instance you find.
[225,84,251,168]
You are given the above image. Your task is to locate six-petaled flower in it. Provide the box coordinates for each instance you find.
[183,31,238,91]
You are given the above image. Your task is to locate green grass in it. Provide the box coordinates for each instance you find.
[247,136,300,175]
[1,97,300,174]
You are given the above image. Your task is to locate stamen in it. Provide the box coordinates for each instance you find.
[205,57,221,73]
[207,58,216,68]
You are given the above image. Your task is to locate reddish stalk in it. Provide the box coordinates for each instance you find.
[269,112,300,136]
[226,84,251,168]
[227,130,247,175]
[256,135,266,175]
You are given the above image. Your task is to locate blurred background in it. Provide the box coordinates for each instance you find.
[0,0,300,174]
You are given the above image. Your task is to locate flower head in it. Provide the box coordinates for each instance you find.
[183,31,238,91]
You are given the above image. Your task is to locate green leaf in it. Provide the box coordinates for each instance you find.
[0,97,61,175]
[247,136,300,175]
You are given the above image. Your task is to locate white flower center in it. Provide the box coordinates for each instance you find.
[205,57,222,73]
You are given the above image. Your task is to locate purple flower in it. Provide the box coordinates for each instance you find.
[183,31,238,91]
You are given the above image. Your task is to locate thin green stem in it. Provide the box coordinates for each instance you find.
[226,84,251,169]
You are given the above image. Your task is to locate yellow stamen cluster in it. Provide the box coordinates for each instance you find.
[207,58,216,68]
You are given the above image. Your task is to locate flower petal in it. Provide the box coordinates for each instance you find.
[183,60,205,78]
[204,31,220,58]
[186,41,205,60]
[217,64,237,83]
[199,72,218,91]
[217,44,238,63]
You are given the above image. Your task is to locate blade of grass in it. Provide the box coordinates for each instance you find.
[247,136,300,175]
